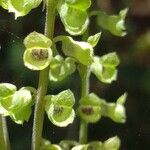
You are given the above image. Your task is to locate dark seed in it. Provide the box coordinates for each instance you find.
[82,106,94,115]
[31,49,48,60]
[54,106,63,114]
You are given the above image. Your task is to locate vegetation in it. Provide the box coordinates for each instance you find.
[0,0,128,150]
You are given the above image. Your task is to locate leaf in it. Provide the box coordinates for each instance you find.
[87,32,101,47]
[45,90,75,127]
[49,55,76,82]
[23,32,52,70]
[91,52,120,83]
[103,136,121,150]
[58,2,89,35]
[97,8,128,36]
[66,0,91,11]
[77,93,101,123]
[55,36,93,65]
[7,0,42,19]
[0,83,16,98]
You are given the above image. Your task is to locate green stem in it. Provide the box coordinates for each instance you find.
[31,0,57,150]
[0,115,10,150]
[79,65,90,144]
[79,28,90,144]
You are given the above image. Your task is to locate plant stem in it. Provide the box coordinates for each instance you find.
[31,0,57,150]
[79,65,90,144]
[0,115,11,150]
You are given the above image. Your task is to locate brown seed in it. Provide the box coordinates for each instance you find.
[54,106,63,114]
[81,106,94,115]
[31,49,48,60]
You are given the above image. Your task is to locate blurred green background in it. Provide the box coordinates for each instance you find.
[0,0,150,150]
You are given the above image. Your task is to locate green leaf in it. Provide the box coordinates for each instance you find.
[0,83,16,98]
[87,32,101,47]
[91,52,120,83]
[77,93,101,123]
[58,2,89,35]
[103,136,121,150]
[45,90,75,127]
[71,145,88,150]
[23,32,52,70]
[24,32,52,49]
[97,8,128,36]
[49,55,76,82]
[55,36,93,65]
[66,0,91,11]
[7,0,42,19]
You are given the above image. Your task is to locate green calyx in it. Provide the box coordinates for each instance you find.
[59,140,78,150]
[77,92,127,124]
[45,89,75,127]
[0,0,42,19]
[77,93,102,123]
[87,32,101,47]
[23,31,53,70]
[71,136,120,150]
[101,93,127,123]
[40,139,62,150]
[57,0,91,35]
[96,8,128,36]
[91,52,120,83]
[0,83,34,124]
[54,36,94,65]
[49,55,76,82]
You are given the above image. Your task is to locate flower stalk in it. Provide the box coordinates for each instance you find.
[0,115,10,150]
[31,0,57,150]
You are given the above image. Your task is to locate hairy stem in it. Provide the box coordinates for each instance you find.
[31,0,57,150]
[79,65,90,144]
[0,116,11,150]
